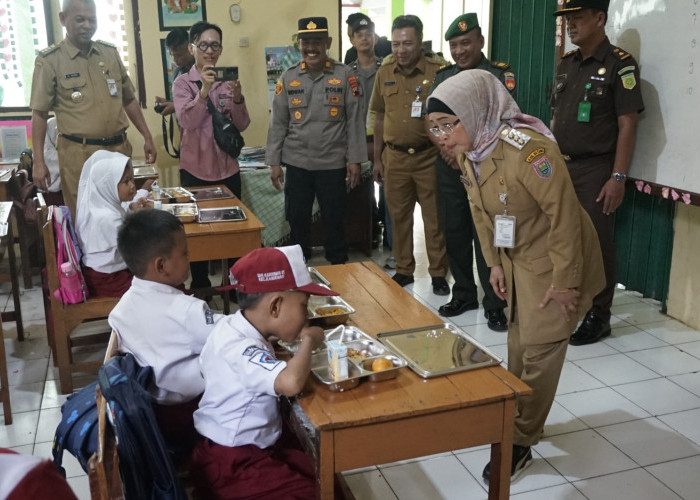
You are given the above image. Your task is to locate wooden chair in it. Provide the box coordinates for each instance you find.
[8,169,41,289]
[88,331,123,500]
[39,197,119,394]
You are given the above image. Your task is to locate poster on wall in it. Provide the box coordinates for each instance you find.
[0,118,32,162]
[158,0,206,30]
[264,46,302,110]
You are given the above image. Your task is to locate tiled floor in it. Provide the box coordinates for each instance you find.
[2,211,700,499]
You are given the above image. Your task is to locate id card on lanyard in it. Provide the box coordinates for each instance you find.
[494,193,516,248]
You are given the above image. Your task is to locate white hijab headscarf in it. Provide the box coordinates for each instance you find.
[76,150,130,256]
[428,70,555,165]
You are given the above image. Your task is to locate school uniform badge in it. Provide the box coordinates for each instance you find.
[504,71,516,91]
[621,72,636,89]
[532,155,553,179]
[275,80,283,96]
[249,350,281,371]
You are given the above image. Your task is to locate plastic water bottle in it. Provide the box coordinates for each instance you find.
[152,180,161,200]
[154,199,163,210]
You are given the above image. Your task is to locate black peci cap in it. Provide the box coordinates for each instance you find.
[298,17,329,39]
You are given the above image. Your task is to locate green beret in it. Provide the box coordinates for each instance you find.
[444,13,480,41]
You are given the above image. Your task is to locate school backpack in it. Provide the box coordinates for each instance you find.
[50,205,88,304]
[52,380,100,475]
[98,354,187,500]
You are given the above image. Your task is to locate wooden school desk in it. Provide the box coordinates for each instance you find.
[287,261,531,500]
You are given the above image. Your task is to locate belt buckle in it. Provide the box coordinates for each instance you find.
[408,147,416,155]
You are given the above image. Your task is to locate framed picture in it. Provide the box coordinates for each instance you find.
[158,0,206,31]
[160,39,177,101]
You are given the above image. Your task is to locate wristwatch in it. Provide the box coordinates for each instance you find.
[612,172,627,182]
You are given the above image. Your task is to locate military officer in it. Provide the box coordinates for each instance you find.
[551,0,644,345]
[369,14,449,295]
[428,13,512,328]
[266,17,366,265]
[30,0,156,218]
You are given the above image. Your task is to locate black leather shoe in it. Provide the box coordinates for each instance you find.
[570,310,611,346]
[431,277,450,296]
[482,444,532,483]
[438,298,479,317]
[485,309,508,332]
[392,273,414,287]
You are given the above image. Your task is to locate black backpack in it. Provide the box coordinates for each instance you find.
[98,354,187,500]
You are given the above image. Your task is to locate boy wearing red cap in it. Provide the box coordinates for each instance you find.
[190,244,331,498]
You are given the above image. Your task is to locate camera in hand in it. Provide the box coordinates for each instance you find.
[154,102,166,114]
[212,66,239,81]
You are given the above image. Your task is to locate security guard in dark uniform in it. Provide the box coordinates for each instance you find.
[551,0,644,345]
[30,0,156,218]
[267,17,366,265]
[428,13,513,328]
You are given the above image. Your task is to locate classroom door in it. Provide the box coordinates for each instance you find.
[489,0,557,122]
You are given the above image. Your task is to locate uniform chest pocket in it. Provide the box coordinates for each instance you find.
[324,101,345,121]
[59,74,87,91]
[590,84,609,99]
[381,83,399,99]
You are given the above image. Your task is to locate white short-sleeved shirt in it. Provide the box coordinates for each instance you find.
[194,311,287,449]
[108,277,223,404]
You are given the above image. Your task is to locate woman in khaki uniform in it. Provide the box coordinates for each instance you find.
[428,70,605,482]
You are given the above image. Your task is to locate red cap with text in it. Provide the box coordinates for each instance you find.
[228,245,338,296]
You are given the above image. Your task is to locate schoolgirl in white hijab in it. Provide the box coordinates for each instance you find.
[76,151,149,295]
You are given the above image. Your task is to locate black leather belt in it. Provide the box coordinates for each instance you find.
[386,141,432,155]
[561,152,613,162]
[61,132,127,146]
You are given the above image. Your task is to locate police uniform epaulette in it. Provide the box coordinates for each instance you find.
[491,61,511,70]
[499,127,531,150]
[96,40,116,48]
[562,49,577,59]
[38,44,59,57]
[436,63,455,74]
[612,47,632,61]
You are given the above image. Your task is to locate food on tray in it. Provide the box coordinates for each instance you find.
[347,348,368,361]
[315,306,348,316]
[174,206,196,216]
[372,358,393,372]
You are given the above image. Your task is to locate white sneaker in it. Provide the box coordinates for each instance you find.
[384,255,396,270]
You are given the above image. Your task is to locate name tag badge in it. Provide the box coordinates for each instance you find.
[107,78,118,96]
[494,215,516,248]
[410,98,422,118]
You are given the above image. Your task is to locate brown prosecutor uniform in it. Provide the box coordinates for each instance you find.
[460,128,605,445]
[369,54,447,277]
[30,37,135,217]
[550,38,644,323]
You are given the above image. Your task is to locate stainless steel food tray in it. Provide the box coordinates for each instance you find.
[279,326,407,392]
[308,267,330,287]
[307,292,355,320]
[197,206,247,222]
[377,323,502,378]
[133,165,158,178]
[161,203,198,223]
[189,186,234,201]
[152,186,194,203]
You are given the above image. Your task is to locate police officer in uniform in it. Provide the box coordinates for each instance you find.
[428,13,512,327]
[267,17,366,265]
[30,0,156,218]
[369,15,449,295]
[551,0,644,345]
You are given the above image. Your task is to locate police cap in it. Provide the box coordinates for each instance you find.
[554,0,610,16]
[298,17,329,39]
[444,13,480,41]
[349,15,375,36]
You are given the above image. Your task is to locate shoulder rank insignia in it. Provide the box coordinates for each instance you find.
[562,49,577,59]
[381,55,395,65]
[96,40,116,48]
[325,60,332,69]
[531,156,553,179]
[504,71,516,91]
[500,127,531,150]
[612,47,631,61]
[275,80,283,96]
[492,61,511,70]
[436,64,454,74]
[38,44,59,57]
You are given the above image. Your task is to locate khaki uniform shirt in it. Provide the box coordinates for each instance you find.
[550,37,644,156]
[265,59,366,170]
[460,129,605,344]
[369,54,445,148]
[30,38,134,138]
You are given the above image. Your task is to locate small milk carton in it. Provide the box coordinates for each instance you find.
[327,340,348,381]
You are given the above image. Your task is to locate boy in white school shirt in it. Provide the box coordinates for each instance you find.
[190,244,330,499]
[108,209,223,457]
